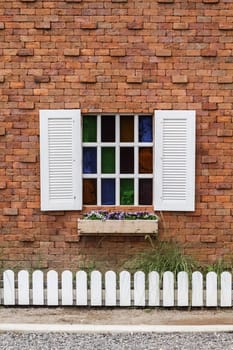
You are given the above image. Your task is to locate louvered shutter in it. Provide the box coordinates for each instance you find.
[154,110,196,211]
[40,110,82,211]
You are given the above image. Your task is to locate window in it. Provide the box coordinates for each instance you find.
[40,109,196,212]
[82,114,153,206]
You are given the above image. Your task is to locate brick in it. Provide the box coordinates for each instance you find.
[219,24,233,31]
[3,208,19,216]
[111,0,127,2]
[0,22,5,30]
[217,76,233,84]
[127,22,143,30]
[126,75,143,84]
[216,183,232,190]
[18,155,37,163]
[200,235,217,243]
[65,0,82,2]
[80,22,98,30]
[18,102,35,109]
[217,129,232,137]
[0,127,6,135]
[156,49,172,57]
[201,156,217,164]
[80,75,97,83]
[0,182,6,189]
[20,0,36,2]
[35,22,51,30]
[173,23,189,30]
[0,76,5,83]
[34,76,50,84]
[64,48,80,56]
[202,0,219,2]
[110,49,126,57]
[172,75,188,84]
[201,49,217,57]
[17,49,34,56]
[157,0,174,2]
[202,102,218,110]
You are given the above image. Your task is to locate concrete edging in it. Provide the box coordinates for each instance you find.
[0,324,233,333]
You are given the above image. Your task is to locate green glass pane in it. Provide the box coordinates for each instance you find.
[120,179,134,205]
[120,115,134,142]
[101,148,115,173]
[83,116,97,142]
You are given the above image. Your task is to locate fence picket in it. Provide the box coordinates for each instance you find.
[134,271,145,306]
[163,271,174,307]
[91,271,102,306]
[76,271,87,306]
[206,272,218,307]
[192,271,203,307]
[220,272,232,307]
[32,270,44,305]
[148,271,160,306]
[120,271,131,306]
[105,271,117,306]
[177,271,189,307]
[62,270,73,306]
[18,270,29,305]
[3,270,15,305]
[47,270,58,306]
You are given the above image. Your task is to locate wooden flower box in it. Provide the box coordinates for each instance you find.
[77,219,158,238]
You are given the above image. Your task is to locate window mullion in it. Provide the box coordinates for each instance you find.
[134,115,138,206]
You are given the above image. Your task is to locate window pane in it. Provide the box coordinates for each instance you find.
[101,147,115,173]
[139,147,153,173]
[83,179,97,205]
[139,116,152,142]
[120,115,134,142]
[83,147,97,174]
[83,115,97,142]
[120,179,134,205]
[101,179,115,205]
[101,116,115,142]
[139,179,152,205]
[120,147,134,173]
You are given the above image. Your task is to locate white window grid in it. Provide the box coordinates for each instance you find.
[82,114,154,206]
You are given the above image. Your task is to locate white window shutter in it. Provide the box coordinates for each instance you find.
[154,110,196,211]
[40,110,82,211]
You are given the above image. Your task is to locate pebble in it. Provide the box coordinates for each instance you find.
[0,332,233,350]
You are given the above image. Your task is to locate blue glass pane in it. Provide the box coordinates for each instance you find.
[83,147,97,174]
[101,179,115,205]
[139,116,153,142]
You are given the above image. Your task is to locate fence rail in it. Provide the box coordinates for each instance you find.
[1,270,232,307]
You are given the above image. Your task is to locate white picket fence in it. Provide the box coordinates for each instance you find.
[1,270,232,307]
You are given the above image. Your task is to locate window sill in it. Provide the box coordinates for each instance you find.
[77,219,158,238]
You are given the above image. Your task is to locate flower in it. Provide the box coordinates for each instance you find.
[83,211,158,221]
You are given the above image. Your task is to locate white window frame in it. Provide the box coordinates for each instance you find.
[82,114,154,206]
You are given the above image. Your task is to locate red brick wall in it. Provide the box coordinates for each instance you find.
[0,0,233,270]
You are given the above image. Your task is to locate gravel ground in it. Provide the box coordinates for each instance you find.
[0,332,233,350]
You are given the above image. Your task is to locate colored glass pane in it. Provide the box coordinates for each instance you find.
[101,148,115,173]
[120,115,134,142]
[83,116,97,142]
[139,116,152,142]
[139,147,153,173]
[120,179,134,205]
[120,147,134,173]
[139,179,152,205]
[101,179,115,205]
[101,116,115,142]
[83,147,97,174]
[83,179,97,205]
